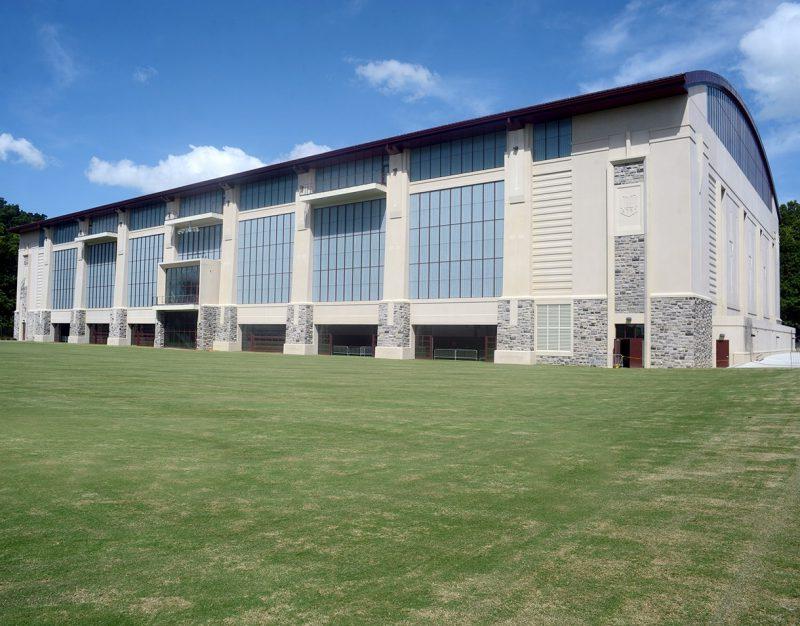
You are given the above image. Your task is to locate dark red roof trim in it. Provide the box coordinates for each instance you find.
[10,71,776,233]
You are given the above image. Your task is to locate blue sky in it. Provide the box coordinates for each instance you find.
[1,0,799,218]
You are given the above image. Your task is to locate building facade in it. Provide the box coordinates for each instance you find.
[12,71,795,367]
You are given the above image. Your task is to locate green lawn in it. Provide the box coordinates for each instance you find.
[1,342,799,624]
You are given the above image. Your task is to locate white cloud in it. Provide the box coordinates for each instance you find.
[738,2,800,120]
[353,58,492,115]
[0,133,47,168]
[86,145,266,193]
[272,140,332,163]
[39,24,78,87]
[585,0,642,55]
[133,66,158,84]
[355,59,440,102]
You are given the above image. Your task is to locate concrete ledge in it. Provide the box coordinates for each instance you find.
[107,337,131,347]
[375,346,414,360]
[493,349,535,365]
[68,335,89,344]
[213,340,241,352]
[34,334,54,343]
[283,343,316,356]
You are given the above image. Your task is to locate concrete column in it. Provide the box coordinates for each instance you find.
[213,185,241,352]
[109,209,130,345]
[284,171,315,355]
[42,228,53,311]
[495,128,535,365]
[163,198,180,263]
[376,151,414,359]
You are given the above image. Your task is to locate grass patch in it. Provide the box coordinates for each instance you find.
[1,342,799,623]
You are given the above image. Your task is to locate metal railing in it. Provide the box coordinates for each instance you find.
[154,292,199,305]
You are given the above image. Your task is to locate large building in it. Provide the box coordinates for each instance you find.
[11,71,795,367]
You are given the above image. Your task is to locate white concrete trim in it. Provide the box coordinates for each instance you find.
[494,349,535,365]
[75,232,117,244]
[165,212,223,229]
[375,346,414,360]
[299,183,386,206]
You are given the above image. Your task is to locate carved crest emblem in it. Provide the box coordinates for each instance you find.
[620,193,639,218]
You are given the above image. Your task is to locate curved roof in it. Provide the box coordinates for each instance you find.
[685,70,777,211]
[11,70,778,233]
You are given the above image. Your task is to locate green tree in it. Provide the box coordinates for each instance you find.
[780,200,800,332]
[1,198,46,336]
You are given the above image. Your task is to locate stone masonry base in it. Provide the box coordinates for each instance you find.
[376,301,412,358]
[68,309,88,344]
[650,296,713,368]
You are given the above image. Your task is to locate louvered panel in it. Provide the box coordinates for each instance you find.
[532,169,572,294]
[707,172,718,296]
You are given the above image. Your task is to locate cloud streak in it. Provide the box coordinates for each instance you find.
[39,24,78,87]
[0,133,47,168]
[353,58,493,115]
[133,66,158,84]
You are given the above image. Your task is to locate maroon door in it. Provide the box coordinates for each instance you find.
[628,338,644,368]
[716,339,730,368]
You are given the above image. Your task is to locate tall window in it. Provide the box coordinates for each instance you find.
[239,173,297,210]
[536,303,571,351]
[129,202,167,231]
[86,242,116,308]
[313,199,385,302]
[177,224,221,260]
[410,132,506,181]
[128,234,163,307]
[90,213,118,234]
[533,119,571,161]
[708,86,772,208]
[52,222,78,244]
[237,213,294,304]
[165,266,200,305]
[315,156,389,192]
[181,189,224,216]
[409,181,504,299]
[51,248,77,309]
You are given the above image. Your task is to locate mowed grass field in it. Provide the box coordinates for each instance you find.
[1,342,799,624]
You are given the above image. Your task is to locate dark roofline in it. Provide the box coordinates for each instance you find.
[10,71,777,233]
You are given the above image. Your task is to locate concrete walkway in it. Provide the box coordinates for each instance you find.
[732,352,800,368]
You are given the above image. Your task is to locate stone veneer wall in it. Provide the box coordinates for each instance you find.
[286,304,314,345]
[650,296,713,368]
[537,298,609,367]
[13,311,21,340]
[496,299,534,351]
[197,305,220,351]
[215,306,238,343]
[27,310,51,338]
[614,235,645,313]
[109,308,128,339]
[614,161,645,184]
[377,301,411,348]
[69,309,87,337]
[154,313,165,348]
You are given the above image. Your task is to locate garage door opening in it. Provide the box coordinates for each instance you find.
[88,323,109,345]
[131,324,155,347]
[414,325,497,362]
[242,324,286,353]
[53,323,70,343]
[162,311,197,349]
[318,325,377,356]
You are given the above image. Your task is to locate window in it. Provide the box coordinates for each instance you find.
[51,248,77,309]
[239,173,297,210]
[86,242,116,308]
[409,181,504,299]
[129,202,167,231]
[237,213,294,304]
[52,222,78,244]
[90,213,118,234]
[410,132,506,182]
[536,303,571,351]
[165,266,199,305]
[533,118,572,161]
[315,156,389,192]
[707,86,772,208]
[313,199,385,302]
[181,189,224,217]
[128,234,163,307]
[177,224,221,260]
